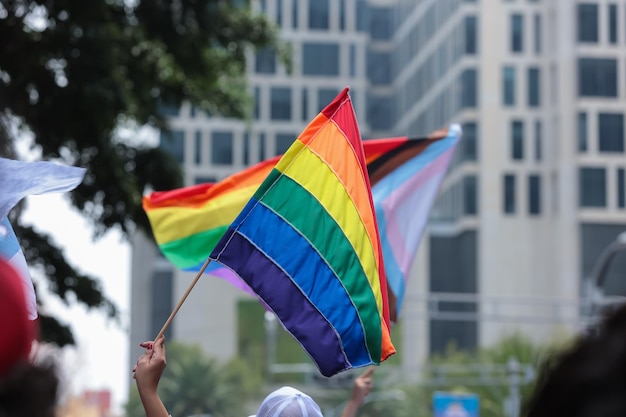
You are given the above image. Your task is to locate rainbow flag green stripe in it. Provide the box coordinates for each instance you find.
[259,169,383,362]
[209,88,395,376]
[159,225,228,269]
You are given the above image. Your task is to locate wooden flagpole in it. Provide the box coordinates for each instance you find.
[154,257,212,341]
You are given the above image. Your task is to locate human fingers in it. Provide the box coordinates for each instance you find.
[152,336,166,358]
[139,341,154,349]
[360,367,375,379]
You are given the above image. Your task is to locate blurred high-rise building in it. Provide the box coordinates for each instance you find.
[130,0,626,383]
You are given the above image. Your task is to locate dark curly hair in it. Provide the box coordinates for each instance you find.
[0,361,58,417]
[526,305,626,417]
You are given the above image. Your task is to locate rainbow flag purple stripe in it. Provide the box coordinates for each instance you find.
[208,88,395,376]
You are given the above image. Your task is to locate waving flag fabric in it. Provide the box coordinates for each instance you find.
[0,157,86,319]
[0,157,86,220]
[209,88,395,376]
[368,125,461,320]
[144,127,460,321]
[144,156,280,271]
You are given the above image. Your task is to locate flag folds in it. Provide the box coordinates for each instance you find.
[0,157,87,220]
[0,157,87,320]
[368,125,461,320]
[143,127,461,322]
[208,88,395,376]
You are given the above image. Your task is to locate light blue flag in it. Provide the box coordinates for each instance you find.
[0,157,86,219]
[0,157,86,319]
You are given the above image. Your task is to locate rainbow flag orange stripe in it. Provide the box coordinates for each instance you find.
[209,88,395,376]
[143,130,461,323]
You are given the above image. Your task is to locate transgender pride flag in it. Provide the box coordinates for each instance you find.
[370,125,461,321]
[144,127,461,323]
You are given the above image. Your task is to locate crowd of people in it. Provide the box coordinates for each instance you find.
[3,234,626,416]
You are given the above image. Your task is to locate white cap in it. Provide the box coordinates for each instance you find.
[250,386,324,417]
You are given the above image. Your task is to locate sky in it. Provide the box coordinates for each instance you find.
[23,193,131,414]
[12,124,158,415]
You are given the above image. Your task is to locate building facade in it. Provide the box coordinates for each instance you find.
[130,0,626,382]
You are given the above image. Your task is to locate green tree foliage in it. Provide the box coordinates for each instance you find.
[399,334,570,417]
[313,334,570,417]
[125,342,262,417]
[0,0,279,345]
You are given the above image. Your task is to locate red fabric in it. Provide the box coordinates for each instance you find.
[0,257,34,375]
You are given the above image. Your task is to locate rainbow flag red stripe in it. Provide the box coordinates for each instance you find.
[143,130,460,322]
[208,88,395,376]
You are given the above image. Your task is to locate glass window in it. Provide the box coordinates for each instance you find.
[254,86,260,120]
[598,113,624,152]
[194,131,202,165]
[259,132,266,161]
[349,44,357,77]
[533,13,541,53]
[150,271,173,340]
[159,129,185,163]
[302,43,340,76]
[339,0,346,30]
[578,58,618,97]
[243,131,250,165]
[276,133,296,155]
[308,0,329,29]
[463,175,478,215]
[511,14,524,52]
[276,0,282,26]
[465,16,477,54]
[255,47,276,74]
[211,131,233,164]
[528,174,541,215]
[194,176,217,185]
[462,122,477,162]
[504,174,516,214]
[577,3,598,43]
[369,7,393,40]
[618,168,625,208]
[579,167,606,207]
[609,4,618,44]
[578,112,588,152]
[528,67,540,107]
[534,120,542,161]
[292,0,298,29]
[461,69,478,108]
[318,88,339,111]
[356,0,369,32]
[270,87,291,120]
[511,120,524,160]
[158,102,180,117]
[367,50,391,85]
[301,88,308,121]
[503,66,516,106]
[367,95,393,131]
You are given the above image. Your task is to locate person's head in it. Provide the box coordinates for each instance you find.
[251,386,324,417]
[525,303,626,417]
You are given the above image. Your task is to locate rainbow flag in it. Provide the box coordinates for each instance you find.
[208,88,395,376]
[144,128,460,322]
[143,156,280,271]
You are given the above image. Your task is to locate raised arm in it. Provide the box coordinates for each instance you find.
[133,336,169,417]
[340,367,375,417]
